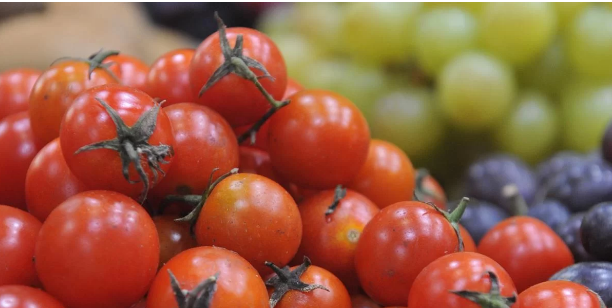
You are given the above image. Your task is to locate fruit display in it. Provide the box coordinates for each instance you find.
[1,3,612,308]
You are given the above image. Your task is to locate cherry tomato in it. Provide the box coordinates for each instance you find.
[25,138,88,222]
[0,112,40,210]
[354,200,464,306]
[414,170,447,210]
[29,56,118,147]
[408,252,517,307]
[146,49,195,106]
[0,68,41,120]
[150,103,238,199]
[348,139,415,208]
[0,205,41,287]
[295,189,379,293]
[351,294,381,308]
[60,84,175,200]
[0,285,65,308]
[190,26,287,127]
[153,215,197,268]
[478,216,574,292]
[35,190,159,308]
[461,225,478,252]
[515,280,604,308]
[268,89,370,190]
[284,78,304,99]
[238,146,281,182]
[147,246,269,308]
[268,263,352,308]
[104,54,149,91]
[194,173,302,276]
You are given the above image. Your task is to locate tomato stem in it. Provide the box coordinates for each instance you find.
[428,197,468,252]
[325,185,347,216]
[236,99,289,145]
[50,49,121,83]
[168,269,219,308]
[265,256,330,308]
[502,184,529,216]
[449,271,517,308]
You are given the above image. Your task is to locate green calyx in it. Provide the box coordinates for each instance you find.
[51,49,122,83]
[168,269,219,308]
[427,196,469,252]
[450,271,517,308]
[265,256,330,308]
[74,98,173,203]
[324,185,347,216]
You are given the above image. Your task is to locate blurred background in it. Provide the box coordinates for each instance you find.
[1,2,611,191]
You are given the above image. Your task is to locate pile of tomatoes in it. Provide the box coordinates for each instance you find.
[0,13,610,308]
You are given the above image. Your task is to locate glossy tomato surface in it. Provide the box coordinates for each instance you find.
[0,68,41,120]
[0,205,41,287]
[0,285,65,308]
[147,49,195,106]
[515,280,603,308]
[153,215,197,268]
[105,54,149,91]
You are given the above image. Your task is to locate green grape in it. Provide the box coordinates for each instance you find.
[293,3,344,55]
[255,4,297,37]
[553,2,589,30]
[297,58,390,119]
[268,33,322,82]
[370,88,444,159]
[562,81,612,152]
[518,38,572,98]
[340,3,422,65]
[494,91,559,164]
[423,2,484,15]
[438,52,516,131]
[480,3,557,65]
[415,8,477,76]
[567,6,612,80]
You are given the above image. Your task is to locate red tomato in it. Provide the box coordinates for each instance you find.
[268,262,352,308]
[414,170,447,210]
[351,294,381,308]
[348,139,415,209]
[25,138,88,221]
[29,57,118,147]
[35,190,159,308]
[130,299,146,308]
[194,173,302,276]
[0,285,65,308]
[147,246,269,308]
[460,225,477,253]
[190,26,287,127]
[146,49,194,106]
[234,121,270,150]
[283,78,304,100]
[0,205,41,287]
[238,146,282,182]
[150,103,238,199]
[0,112,40,209]
[268,89,370,190]
[153,215,197,268]
[0,68,41,120]
[478,217,574,292]
[515,280,604,308]
[60,84,175,200]
[295,189,379,293]
[104,54,149,91]
[354,200,465,306]
[408,252,517,307]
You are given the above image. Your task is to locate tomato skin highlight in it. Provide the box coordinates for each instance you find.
[0,112,40,210]
[147,49,195,106]
[0,68,41,121]
[0,205,41,287]
[34,190,159,308]
[190,27,287,127]
[354,200,461,306]
[29,60,118,147]
[515,280,603,308]
[0,285,65,308]
[348,139,415,209]
[147,246,269,308]
[150,103,238,198]
[478,216,574,292]
[194,173,302,276]
[105,54,149,92]
[25,138,88,222]
[295,189,379,293]
[268,89,371,190]
[153,215,197,268]
[60,84,175,199]
[407,252,516,307]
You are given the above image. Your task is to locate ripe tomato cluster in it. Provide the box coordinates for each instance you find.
[0,13,610,308]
